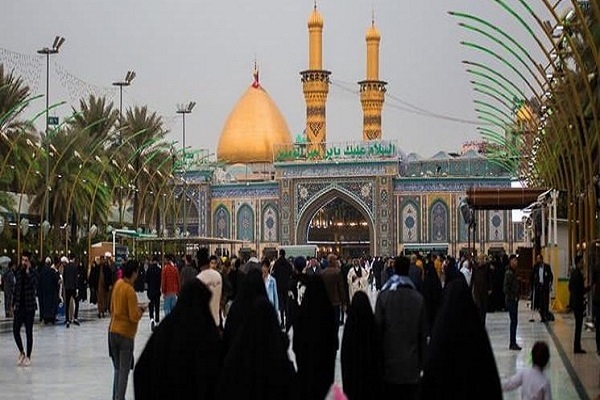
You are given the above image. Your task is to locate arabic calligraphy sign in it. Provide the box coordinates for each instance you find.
[273,140,398,162]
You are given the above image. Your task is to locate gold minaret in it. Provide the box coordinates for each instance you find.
[301,2,330,157]
[359,15,387,141]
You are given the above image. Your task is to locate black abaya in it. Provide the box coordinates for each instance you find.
[134,279,221,400]
[293,276,338,400]
[421,278,502,400]
[341,291,381,400]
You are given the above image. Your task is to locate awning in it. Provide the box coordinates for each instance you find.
[466,187,549,210]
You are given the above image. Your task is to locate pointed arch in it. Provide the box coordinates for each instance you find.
[429,200,449,243]
[237,203,255,242]
[296,187,375,255]
[213,204,230,238]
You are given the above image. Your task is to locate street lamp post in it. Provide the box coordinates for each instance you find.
[112,71,135,230]
[37,36,65,259]
[112,70,136,134]
[176,101,195,236]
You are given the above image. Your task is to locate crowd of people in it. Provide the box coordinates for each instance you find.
[1,247,599,399]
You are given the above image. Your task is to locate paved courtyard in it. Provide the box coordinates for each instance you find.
[0,292,598,399]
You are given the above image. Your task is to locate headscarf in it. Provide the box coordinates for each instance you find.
[421,277,502,400]
[222,268,268,355]
[218,297,296,400]
[341,291,381,400]
[134,279,221,400]
[293,276,338,400]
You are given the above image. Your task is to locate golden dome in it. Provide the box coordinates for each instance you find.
[217,81,292,164]
[366,22,381,41]
[308,6,324,28]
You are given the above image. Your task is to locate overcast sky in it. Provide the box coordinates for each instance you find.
[2,0,555,158]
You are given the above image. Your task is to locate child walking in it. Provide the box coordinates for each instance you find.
[502,341,552,400]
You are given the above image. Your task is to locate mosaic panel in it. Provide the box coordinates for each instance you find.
[339,181,374,211]
[295,181,375,224]
[513,222,525,242]
[487,210,505,242]
[262,204,278,242]
[280,183,292,245]
[236,204,255,242]
[429,200,449,243]
[213,205,230,239]
[296,182,330,213]
[198,188,208,237]
[401,200,420,243]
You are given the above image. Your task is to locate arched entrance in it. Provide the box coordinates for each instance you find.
[296,190,375,257]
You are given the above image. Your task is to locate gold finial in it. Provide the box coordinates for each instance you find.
[252,57,259,88]
[314,0,317,11]
[372,6,375,26]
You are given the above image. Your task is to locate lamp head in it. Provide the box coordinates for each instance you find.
[125,70,136,84]
[52,36,66,51]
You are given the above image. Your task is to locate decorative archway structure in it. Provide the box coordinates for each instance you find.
[296,187,376,256]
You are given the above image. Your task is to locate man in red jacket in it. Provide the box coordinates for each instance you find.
[161,254,179,316]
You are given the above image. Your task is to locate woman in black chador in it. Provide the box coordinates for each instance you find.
[134,278,221,400]
[218,297,296,400]
[420,277,502,400]
[341,291,381,400]
[222,268,268,356]
[422,258,442,334]
[293,276,338,400]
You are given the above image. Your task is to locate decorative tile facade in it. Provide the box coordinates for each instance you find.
[236,203,255,242]
[174,155,519,257]
[400,197,420,243]
[487,210,506,242]
[262,203,279,243]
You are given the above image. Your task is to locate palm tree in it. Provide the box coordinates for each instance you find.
[0,64,38,212]
[28,95,117,250]
[114,105,167,229]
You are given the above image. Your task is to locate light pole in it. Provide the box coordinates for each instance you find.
[112,71,135,231]
[37,35,65,258]
[112,70,136,134]
[176,101,195,236]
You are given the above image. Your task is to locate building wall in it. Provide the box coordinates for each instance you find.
[186,162,527,258]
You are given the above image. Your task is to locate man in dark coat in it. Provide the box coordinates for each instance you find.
[372,257,384,291]
[145,256,162,328]
[77,261,88,303]
[63,256,80,327]
[271,249,293,328]
[531,254,553,323]
[472,254,491,325]
[375,256,427,399]
[38,257,60,324]
[569,255,589,353]
[12,251,38,365]
[504,254,521,350]
[321,254,344,326]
